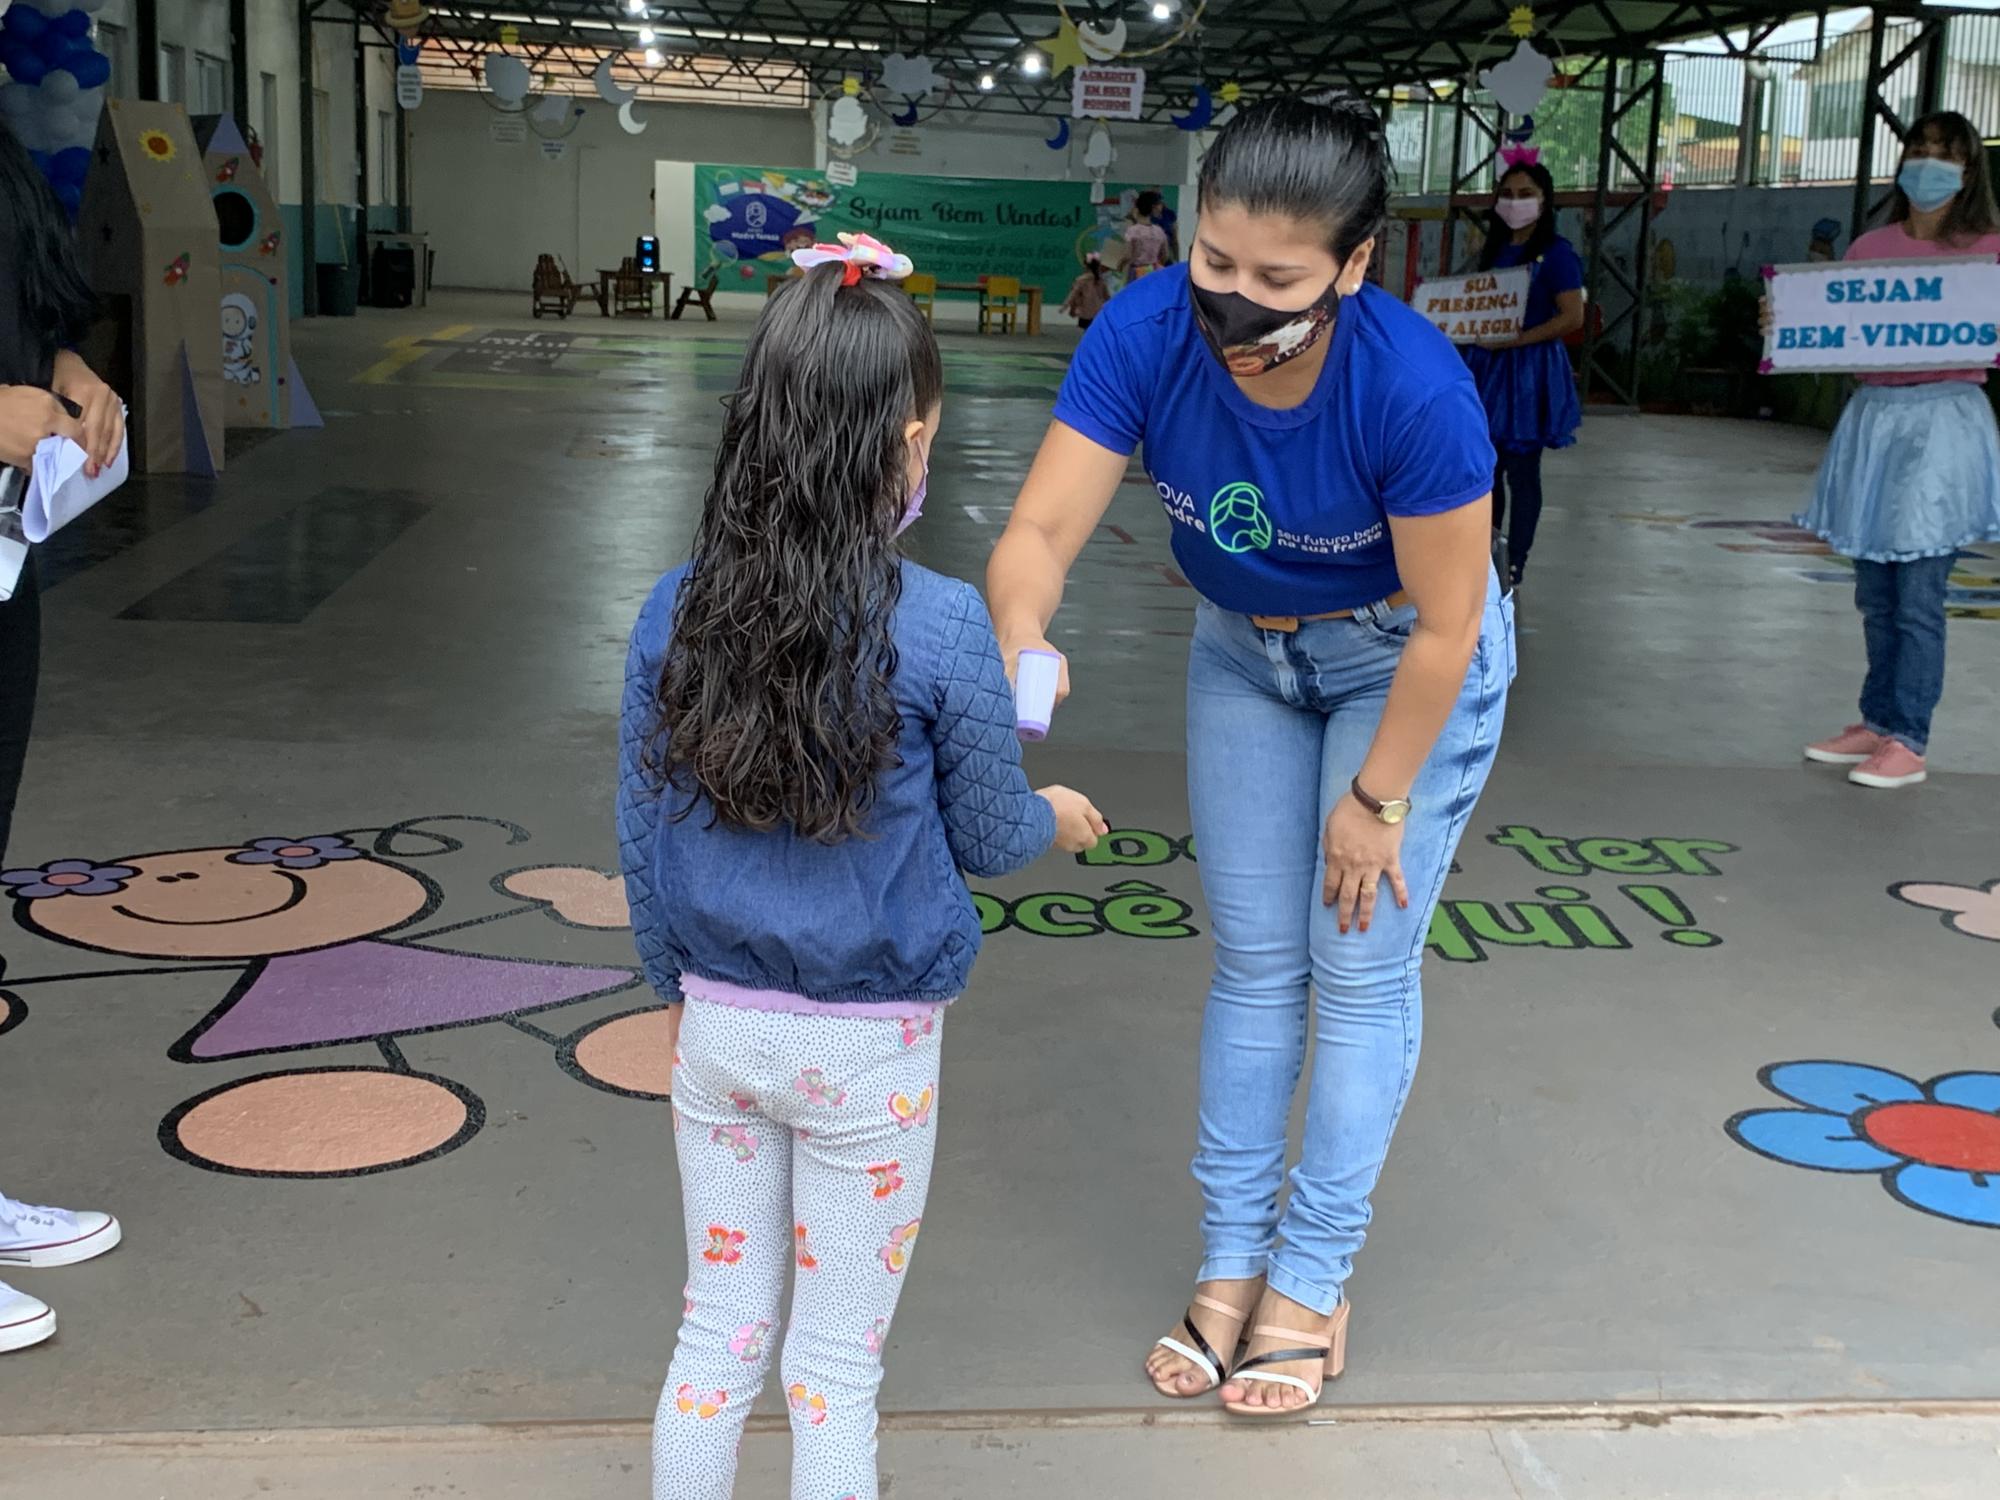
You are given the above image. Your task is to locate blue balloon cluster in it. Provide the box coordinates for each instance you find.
[0,5,110,91]
[0,0,112,215]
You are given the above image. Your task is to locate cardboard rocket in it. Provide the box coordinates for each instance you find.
[77,100,225,476]
[192,114,318,431]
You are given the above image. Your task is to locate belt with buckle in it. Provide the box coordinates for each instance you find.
[1250,590,1412,634]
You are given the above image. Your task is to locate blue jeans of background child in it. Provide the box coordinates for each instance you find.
[1854,554,1954,756]
[1184,580,1511,1316]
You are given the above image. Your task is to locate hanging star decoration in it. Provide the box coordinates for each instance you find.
[499,23,520,47]
[842,75,862,96]
[1507,6,1536,37]
[1040,17,1090,77]
[1218,81,1242,105]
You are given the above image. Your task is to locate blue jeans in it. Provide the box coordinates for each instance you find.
[1184,581,1512,1315]
[1855,554,1953,755]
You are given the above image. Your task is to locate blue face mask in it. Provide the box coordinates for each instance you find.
[1898,157,1964,212]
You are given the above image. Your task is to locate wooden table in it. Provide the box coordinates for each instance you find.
[595,269,673,316]
[938,280,1043,335]
[769,272,1043,335]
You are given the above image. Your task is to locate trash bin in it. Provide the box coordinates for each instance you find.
[370,244,416,308]
[315,261,358,317]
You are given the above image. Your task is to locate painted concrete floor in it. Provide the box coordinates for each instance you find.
[4,295,1999,1480]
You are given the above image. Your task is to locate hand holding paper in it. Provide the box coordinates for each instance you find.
[0,385,83,469]
[22,424,131,543]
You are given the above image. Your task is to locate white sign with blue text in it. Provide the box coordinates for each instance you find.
[1762,256,2000,375]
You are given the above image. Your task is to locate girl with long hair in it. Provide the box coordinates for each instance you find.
[1795,111,2000,789]
[1461,156,1585,588]
[0,116,127,1353]
[617,236,1105,1499]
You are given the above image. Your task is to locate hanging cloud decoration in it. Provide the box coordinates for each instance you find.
[1478,39,1553,118]
[827,95,870,148]
[484,52,533,105]
[879,52,942,99]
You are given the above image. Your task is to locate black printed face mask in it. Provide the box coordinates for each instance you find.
[1190,278,1342,377]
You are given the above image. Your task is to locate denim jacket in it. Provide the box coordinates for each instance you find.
[616,560,1056,1006]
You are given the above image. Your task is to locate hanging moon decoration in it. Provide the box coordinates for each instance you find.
[1170,84,1214,131]
[892,100,920,126]
[1045,117,1071,150]
[1077,18,1127,61]
[594,55,638,106]
[617,98,647,134]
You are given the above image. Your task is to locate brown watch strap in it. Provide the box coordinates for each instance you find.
[1351,777,1409,816]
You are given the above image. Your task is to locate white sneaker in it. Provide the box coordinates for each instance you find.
[0,1280,55,1353]
[0,1193,122,1268]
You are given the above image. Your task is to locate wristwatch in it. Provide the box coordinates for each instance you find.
[1350,777,1412,826]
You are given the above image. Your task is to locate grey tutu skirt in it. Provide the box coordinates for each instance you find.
[1796,382,2000,562]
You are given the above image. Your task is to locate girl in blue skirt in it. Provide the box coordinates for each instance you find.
[1795,112,2000,790]
[1462,156,1586,589]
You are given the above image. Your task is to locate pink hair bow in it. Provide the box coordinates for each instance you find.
[791,231,914,286]
[1500,143,1541,167]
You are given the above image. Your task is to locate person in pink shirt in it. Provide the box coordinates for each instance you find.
[1793,112,2000,790]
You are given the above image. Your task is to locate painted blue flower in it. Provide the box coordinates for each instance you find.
[1728,1060,2000,1230]
[228,836,363,872]
[0,860,139,900]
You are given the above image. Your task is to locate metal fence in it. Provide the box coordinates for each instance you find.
[1384,12,1999,196]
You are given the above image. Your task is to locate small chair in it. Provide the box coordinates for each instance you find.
[531,254,577,319]
[978,275,1020,335]
[903,272,938,324]
[672,269,720,322]
[612,257,654,317]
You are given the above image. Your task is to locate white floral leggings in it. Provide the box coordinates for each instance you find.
[654,999,943,1500]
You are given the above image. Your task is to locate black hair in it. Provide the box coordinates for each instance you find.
[1085,251,1104,278]
[1134,189,1164,218]
[1478,161,1560,270]
[645,264,944,844]
[1883,110,1999,246]
[0,117,96,379]
[1196,93,1389,263]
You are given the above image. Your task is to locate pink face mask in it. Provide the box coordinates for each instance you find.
[1495,197,1542,231]
[895,445,928,537]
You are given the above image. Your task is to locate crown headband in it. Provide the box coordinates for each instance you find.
[791,232,914,286]
[1500,144,1542,167]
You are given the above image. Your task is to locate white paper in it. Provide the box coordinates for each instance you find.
[23,427,130,544]
[1412,266,1533,344]
[1761,256,2000,375]
[1072,65,1145,121]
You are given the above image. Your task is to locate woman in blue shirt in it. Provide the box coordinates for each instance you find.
[987,96,1513,1414]
[1461,157,1585,587]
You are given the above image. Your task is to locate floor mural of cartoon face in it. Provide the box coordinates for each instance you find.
[0,816,674,1180]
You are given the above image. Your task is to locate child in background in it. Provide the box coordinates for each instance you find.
[617,234,1106,1500]
[1792,112,2000,790]
[1124,191,1171,279]
[1063,252,1110,329]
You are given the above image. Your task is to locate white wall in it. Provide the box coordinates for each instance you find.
[92,0,393,209]
[410,89,810,289]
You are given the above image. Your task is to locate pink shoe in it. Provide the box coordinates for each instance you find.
[1849,740,1927,790]
[1804,724,1885,765]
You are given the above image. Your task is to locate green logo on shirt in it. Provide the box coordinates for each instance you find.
[1209,482,1273,554]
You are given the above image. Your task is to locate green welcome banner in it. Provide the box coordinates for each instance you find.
[694,163,1177,296]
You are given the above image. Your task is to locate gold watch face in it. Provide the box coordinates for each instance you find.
[1379,801,1410,825]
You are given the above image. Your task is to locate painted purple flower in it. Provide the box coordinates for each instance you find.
[229,836,363,871]
[0,860,139,900]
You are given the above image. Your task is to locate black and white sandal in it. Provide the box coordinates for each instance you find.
[1148,1292,1255,1398]
[1222,1302,1350,1417]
